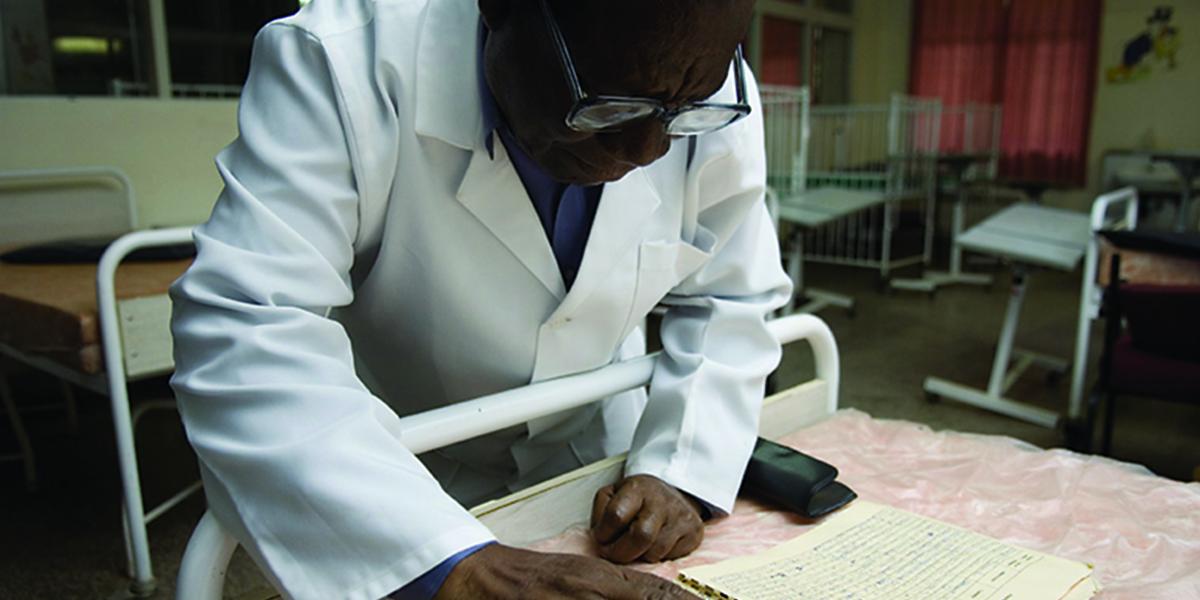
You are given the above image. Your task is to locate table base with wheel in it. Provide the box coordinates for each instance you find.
[923,203,1091,429]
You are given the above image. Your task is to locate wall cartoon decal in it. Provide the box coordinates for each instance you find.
[1107,5,1181,84]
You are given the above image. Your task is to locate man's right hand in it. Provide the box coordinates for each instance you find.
[434,543,695,599]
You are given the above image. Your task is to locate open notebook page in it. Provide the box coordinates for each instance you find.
[679,501,1097,600]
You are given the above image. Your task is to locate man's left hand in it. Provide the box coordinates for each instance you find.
[590,474,705,564]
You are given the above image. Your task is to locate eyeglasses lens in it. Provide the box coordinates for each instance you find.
[666,108,743,135]
[571,102,659,131]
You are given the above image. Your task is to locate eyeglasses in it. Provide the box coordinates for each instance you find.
[538,0,752,136]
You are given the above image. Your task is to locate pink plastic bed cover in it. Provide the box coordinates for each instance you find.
[529,410,1200,599]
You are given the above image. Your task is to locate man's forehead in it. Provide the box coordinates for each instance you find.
[552,0,749,102]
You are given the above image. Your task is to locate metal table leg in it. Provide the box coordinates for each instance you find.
[924,267,1061,428]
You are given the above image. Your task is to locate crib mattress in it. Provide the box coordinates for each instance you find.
[531,410,1200,599]
[0,259,190,375]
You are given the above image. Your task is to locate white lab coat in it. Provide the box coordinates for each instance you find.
[169,0,791,598]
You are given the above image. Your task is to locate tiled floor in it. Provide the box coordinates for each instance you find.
[2,261,1197,599]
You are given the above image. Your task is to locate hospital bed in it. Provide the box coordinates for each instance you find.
[925,188,1139,434]
[176,311,1200,599]
[0,167,195,596]
[176,314,840,599]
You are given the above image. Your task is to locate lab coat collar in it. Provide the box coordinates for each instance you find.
[414,0,484,151]
[423,0,665,310]
[454,133,665,305]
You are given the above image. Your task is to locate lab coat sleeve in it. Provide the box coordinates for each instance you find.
[623,70,793,513]
[169,23,494,600]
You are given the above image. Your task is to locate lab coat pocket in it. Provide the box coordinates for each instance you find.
[626,239,713,328]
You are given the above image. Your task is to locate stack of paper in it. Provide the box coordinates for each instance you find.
[678,501,1099,600]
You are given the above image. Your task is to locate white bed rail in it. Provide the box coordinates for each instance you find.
[940,103,1002,178]
[97,227,196,595]
[177,314,839,600]
[1068,187,1139,421]
[761,85,811,196]
[802,95,942,279]
[0,166,137,246]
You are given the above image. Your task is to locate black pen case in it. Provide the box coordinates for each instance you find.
[740,437,857,519]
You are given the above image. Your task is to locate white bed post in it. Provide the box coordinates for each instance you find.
[1067,188,1139,423]
[97,227,196,596]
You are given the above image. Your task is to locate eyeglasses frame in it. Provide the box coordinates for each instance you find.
[537,0,752,135]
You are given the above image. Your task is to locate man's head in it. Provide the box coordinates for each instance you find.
[479,0,755,184]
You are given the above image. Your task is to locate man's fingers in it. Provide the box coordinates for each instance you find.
[591,484,616,529]
[621,569,696,600]
[640,527,683,564]
[601,508,664,564]
[664,527,704,561]
[593,484,645,544]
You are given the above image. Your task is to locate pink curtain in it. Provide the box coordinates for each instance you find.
[910,0,1101,184]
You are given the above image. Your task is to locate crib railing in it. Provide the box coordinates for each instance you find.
[801,95,942,280]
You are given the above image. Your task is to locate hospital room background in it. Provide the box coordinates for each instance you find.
[0,0,1197,598]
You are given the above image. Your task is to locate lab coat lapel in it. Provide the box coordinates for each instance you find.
[524,169,663,438]
[456,142,566,299]
[549,169,663,320]
[415,0,564,297]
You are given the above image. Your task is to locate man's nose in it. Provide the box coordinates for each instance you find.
[600,120,670,168]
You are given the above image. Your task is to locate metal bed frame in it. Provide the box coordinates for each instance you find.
[0,219,195,596]
[175,314,840,600]
[761,85,854,315]
[939,103,1002,179]
[800,94,943,282]
[1068,188,1142,435]
[891,103,1003,293]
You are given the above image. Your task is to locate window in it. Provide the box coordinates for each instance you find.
[1,0,139,95]
[0,0,297,98]
[165,1,297,91]
[746,0,853,103]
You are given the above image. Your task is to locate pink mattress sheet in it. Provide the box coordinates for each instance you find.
[529,410,1200,599]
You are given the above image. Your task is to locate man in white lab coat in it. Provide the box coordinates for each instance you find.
[169,0,791,597]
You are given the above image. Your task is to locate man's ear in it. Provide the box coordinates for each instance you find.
[478,0,511,30]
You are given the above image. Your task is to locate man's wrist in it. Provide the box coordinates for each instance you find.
[390,541,495,600]
[680,490,715,520]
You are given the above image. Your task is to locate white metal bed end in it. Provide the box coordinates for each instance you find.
[1068,187,1138,421]
[96,226,196,595]
[176,313,838,600]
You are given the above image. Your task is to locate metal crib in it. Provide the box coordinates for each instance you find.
[802,95,942,283]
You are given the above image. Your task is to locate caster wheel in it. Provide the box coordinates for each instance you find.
[846,306,858,319]
[1045,371,1063,386]
[925,391,940,404]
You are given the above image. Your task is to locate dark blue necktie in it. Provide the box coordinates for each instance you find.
[551,183,593,290]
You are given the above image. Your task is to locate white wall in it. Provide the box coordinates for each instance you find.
[0,96,237,228]
[1086,0,1200,190]
[852,0,913,104]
